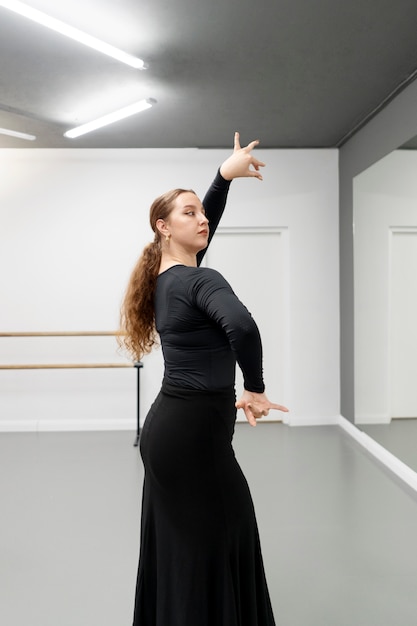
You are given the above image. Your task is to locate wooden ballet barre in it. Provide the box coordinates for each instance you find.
[0,331,122,337]
[0,331,142,446]
[0,363,134,369]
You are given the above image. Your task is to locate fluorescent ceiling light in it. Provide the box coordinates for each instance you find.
[0,127,36,140]
[0,0,146,69]
[64,98,156,138]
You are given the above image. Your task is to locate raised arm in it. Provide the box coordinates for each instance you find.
[197,170,231,266]
[197,132,265,266]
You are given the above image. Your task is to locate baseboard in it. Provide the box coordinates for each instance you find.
[0,418,136,433]
[238,415,339,426]
[338,415,417,493]
[354,413,391,425]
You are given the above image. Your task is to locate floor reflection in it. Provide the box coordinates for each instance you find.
[361,419,417,472]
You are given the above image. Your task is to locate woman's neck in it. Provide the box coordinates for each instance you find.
[159,249,197,274]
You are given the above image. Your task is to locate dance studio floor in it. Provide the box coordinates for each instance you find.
[1,423,417,626]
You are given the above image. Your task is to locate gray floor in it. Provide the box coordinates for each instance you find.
[361,419,417,473]
[1,424,417,626]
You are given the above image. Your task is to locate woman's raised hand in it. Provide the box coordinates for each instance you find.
[219,131,265,181]
[236,390,289,427]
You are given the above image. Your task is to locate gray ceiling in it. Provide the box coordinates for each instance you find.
[1,0,417,150]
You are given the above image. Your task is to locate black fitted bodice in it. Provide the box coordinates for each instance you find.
[154,170,264,393]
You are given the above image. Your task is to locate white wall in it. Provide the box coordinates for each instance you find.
[0,147,339,431]
[354,150,417,422]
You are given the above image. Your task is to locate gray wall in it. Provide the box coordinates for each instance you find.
[339,79,417,421]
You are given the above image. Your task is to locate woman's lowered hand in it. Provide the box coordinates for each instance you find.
[236,390,289,427]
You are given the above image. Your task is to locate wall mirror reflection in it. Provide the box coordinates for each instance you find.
[354,136,417,472]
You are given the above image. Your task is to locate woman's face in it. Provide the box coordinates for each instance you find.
[164,192,209,253]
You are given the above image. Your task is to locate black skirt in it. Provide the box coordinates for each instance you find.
[133,382,276,626]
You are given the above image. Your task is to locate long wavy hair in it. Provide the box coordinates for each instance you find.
[119,187,195,360]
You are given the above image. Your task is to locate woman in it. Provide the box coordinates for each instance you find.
[120,133,288,626]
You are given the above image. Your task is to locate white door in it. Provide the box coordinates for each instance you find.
[205,228,289,422]
[390,230,417,418]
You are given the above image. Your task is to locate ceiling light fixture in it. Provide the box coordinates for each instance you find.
[0,127,36,140]
[64,98,156,138]
[0,0,147,69]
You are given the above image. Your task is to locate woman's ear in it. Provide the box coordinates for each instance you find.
[156,218,169,238]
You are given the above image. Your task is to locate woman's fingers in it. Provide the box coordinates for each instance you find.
[245,407,257,427]
[247,153,265,179]
[244,139,260,152]
[247,403,267,417]
[247,401,289,418]
[252,157,265,168]
[236,394,289,425]
[234,132,263,160]
[248,168,263,180]
[235,400,259,426]
[269,403,289,412]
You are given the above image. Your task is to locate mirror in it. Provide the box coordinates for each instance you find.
[354,137,417,471]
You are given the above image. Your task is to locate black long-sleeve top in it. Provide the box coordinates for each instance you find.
[154,170,265,393]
